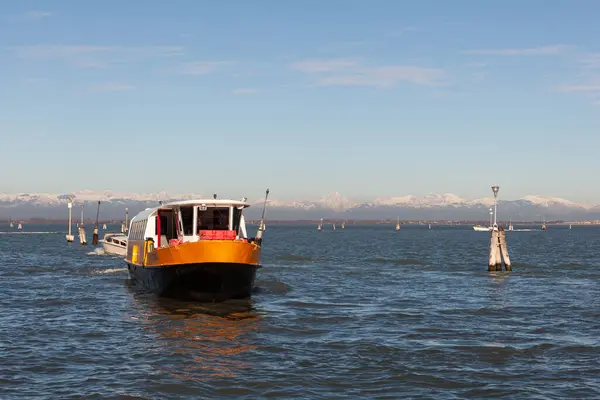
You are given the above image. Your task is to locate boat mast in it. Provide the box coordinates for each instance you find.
[255,189,270,245]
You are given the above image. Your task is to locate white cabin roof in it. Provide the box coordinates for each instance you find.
[130,199,250,221]
[165,199,249,207]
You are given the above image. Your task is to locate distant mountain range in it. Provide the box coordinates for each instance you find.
[1,190,599,221]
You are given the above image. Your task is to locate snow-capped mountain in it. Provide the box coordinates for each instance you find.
[0,190,597,221]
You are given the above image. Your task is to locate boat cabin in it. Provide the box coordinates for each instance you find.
[128,199,251,248]
[105,235,127,247]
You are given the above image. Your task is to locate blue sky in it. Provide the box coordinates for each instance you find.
[2,1,600,203]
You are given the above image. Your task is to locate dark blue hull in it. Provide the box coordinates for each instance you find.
[126,262,259,302]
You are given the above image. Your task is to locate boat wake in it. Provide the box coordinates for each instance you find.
[87,248,106,256]
[93,267,128,275]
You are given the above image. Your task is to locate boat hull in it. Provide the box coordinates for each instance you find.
[101,241,127,257]
[473,226,491,232]
[126,262,259,301]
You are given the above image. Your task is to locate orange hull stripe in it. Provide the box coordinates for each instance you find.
[127,240,261,267]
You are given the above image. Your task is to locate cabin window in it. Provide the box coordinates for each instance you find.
[180,206,194,235]
[157,210,177,243]
[131,220,147,240]
[232,207,243,233]
[198,207,230,231]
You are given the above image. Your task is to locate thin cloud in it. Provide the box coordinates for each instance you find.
[11,45,184,59]
[291,59,445,88]
[232,88,258,95]
[290,59,357,73]
[24,77,48,83]
[388,26,418,37]
[556,83,600,93]
[176,61,234,75]
[24,11,52,20]
[90,83,135,92]
[317,41,370,54]
[462,45,569,56]
[9,45,184,67]
[579,53,600,69]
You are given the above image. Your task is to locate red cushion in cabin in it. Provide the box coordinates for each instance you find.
[199,230,236,240]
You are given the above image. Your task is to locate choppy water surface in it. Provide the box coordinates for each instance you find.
[1,224,600,398]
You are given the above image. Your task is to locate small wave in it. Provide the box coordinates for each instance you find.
[87,248,106,256]
[511,262,539,268]
[93,267,128,274]
[253,280,290,295]
[366,257,425,265]
[279,254,325,262]
[552,262,585,268]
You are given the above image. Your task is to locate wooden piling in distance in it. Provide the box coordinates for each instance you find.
[488,230,498,271]
[488,226,511,272]
[498,229,511,271]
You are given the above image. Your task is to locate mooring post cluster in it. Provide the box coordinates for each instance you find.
[488,185,512,272]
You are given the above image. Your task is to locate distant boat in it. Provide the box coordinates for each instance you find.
[341,221,345,229]
[17,222,22,230]
[317,218,323,232]
[508,218,514,232]
[473,208,493,231]
[395,217,400,231]
[332,223,336,231]
[428,224,431,230]
[541,223,547,231]
[569,224,572,230]
[100,232,127,257]
[102,223,107,230]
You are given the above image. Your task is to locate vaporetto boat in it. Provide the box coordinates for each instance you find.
[125,194,268,301]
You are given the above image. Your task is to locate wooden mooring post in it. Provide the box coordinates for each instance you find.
[487,184,512,272]
[488,227,511,272]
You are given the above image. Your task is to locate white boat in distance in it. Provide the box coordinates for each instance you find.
[100,233,127,256]
[473,207,494,231]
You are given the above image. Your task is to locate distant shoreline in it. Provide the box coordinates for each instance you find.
[4,219,599,226]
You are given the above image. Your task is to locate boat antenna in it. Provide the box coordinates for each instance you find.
[255,188,270,245]
[92,200,101,245]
